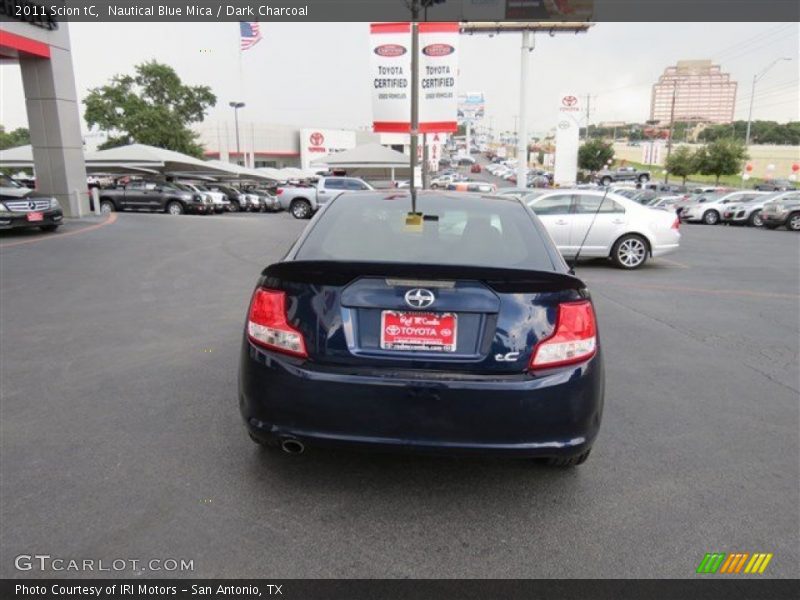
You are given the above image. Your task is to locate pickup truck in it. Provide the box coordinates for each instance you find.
[98,181,212,215]
[277,176,374,219]
[596,166,650,186]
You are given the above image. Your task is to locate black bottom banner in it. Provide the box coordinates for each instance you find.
[2,579,799,600]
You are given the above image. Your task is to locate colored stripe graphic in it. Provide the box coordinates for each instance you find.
[698,552,773,574]
[719,553,749,573]
[697,553,726,573]
[744,553,773,574]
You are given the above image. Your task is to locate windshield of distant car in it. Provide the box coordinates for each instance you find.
[295,193,556,271]
[1,174,25,189]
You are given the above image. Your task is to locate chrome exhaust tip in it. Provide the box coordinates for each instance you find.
[280,438,305,455]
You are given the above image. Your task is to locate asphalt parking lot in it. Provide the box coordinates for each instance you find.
[1,211,798,578]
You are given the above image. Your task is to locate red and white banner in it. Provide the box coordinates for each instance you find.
[370,22,459,134]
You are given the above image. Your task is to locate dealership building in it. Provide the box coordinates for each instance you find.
[196,122,447,173]
[0,18,88,217]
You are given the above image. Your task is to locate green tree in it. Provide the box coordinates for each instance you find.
[83,61,216,157]
[695,139,748,184]
[664,145,698,184]
[578,139,614,172]
[0,126,30,150]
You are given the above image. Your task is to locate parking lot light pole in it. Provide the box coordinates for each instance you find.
[229,101,245,165]
[517,30,533,189]
[745,57,791,148]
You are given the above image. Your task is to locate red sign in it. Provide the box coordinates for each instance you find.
[309,132,324,146]
[374,44,407,57]
[380,311,457,352]
[26,212,44,222]
[422,44,454,57]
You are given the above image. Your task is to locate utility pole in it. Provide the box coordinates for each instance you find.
[664,82,677,184]
[743,57,791,188]
[584,94,591,141]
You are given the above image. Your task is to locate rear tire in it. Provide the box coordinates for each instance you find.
[611,234,648,269]
[99,200,115,214]
[167,201,184,216]
[40,225,59,232]
[788,213,800,231]
[547,449,591,467]
[702,209,720,225]
[229,201,240,213]
[290,199,312,219]
[748,210,763,227]
[601,176,612,186]
[637,174,649,183]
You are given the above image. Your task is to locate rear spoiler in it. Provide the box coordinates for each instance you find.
[262,261,587,293]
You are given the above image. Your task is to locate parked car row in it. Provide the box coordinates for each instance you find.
[95,178,281,216]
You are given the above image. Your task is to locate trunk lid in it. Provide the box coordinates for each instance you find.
[259,261,588,374]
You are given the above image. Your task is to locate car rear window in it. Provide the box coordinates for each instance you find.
[295,193,556,271]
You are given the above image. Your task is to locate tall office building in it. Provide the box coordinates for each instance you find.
[650,60,737,124]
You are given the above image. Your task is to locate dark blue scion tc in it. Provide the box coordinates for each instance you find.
[239,191,604,466]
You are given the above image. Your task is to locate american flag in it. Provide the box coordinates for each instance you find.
[240,22,262,51]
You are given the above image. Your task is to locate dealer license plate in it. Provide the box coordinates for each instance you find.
[380,311,457,352]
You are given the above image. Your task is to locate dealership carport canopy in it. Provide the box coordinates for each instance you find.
[311,143,410,169]
[0,144,160,175]
[0,143,239,177]
[86,144,238,177]
[203,159,279,182]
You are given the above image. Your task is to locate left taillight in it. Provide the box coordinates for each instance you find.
[671,217,680,230]
[529,300,597,370]
[247,288,308,358]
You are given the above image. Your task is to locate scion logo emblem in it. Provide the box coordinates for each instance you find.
[309,132,324,146]
[562,95,578,107]
[404,288,435,309]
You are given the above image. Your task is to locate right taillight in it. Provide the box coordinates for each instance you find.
[530,300,597,370]
[275,188,284,195]
[671,217,680,230]
[247,288,308,358]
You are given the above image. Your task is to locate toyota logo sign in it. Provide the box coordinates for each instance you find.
[374,44,407,57]
[562,96,578,107]
[404,288,435,309]
[422,44,454,57]
[309,132,324,146]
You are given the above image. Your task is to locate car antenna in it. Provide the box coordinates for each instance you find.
[569,186,612,273]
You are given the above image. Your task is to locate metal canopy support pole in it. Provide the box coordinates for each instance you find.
[410,20,419,212]
[516,30,532,190]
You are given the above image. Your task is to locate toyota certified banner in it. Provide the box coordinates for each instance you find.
[370,22,459,133]
[553,93,581,186]
[417,22,459,133]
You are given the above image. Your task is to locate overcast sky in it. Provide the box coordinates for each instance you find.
[1,22,798,138]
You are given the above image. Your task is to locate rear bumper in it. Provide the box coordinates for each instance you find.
[239,342,604,457]
[760,213,788,226]
[651,242,680,258]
